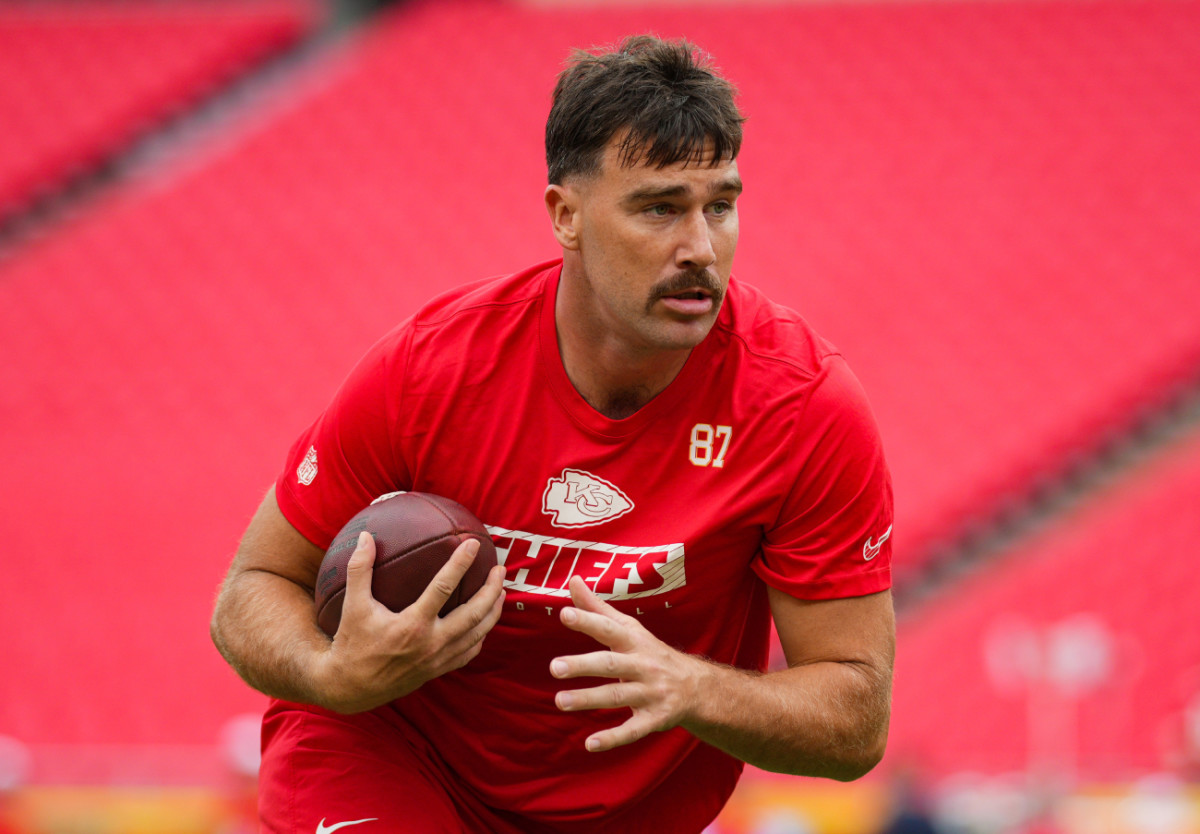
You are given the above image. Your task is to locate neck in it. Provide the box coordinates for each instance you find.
[555,270,692,420]
[559,329,691,420]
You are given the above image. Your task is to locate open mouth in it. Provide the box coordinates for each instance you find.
[658,288,716,316]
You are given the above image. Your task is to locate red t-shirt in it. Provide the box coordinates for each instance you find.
[275,259,893,830]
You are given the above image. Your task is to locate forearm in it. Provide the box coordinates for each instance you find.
[553,578,894,776]
[681,657,890,780]
[210,568,333,707]
[684,662,888,779]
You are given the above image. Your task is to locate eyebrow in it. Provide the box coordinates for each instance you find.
[622,176,744,206]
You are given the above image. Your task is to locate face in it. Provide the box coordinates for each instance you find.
[549,136,742,354]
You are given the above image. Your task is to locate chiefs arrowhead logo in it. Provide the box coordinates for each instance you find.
[542,469,634,528]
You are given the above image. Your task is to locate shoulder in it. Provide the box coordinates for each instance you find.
[714,278,882,442]
[358,259,557,369]
[410,259,557,331]
[358,259,559,395]
[716,277,844,385]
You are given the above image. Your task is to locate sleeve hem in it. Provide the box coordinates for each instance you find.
[752,560,892,601]
[275,475,337,551]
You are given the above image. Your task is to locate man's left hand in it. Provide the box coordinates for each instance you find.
[550,575,707,752]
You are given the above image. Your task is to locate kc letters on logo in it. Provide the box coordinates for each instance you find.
[541,468,634,528]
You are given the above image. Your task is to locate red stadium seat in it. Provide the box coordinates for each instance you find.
[0,2,314,224]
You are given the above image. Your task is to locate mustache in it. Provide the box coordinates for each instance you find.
[649,269,725,302]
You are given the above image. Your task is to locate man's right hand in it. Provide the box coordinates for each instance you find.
[212,487,506,713]
[315,531,507,714]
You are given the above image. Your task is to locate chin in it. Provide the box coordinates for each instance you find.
[649,318,717,352]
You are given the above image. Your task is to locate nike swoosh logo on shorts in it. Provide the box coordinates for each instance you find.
[316,818,378,834]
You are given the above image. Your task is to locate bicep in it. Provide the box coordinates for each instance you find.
[225,485,327,594]
[768,586,895,675]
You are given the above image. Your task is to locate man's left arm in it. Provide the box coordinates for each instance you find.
[551,577,894,780]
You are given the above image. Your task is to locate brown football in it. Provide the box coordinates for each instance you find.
[314,492,497,637]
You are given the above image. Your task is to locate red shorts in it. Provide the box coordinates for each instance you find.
[259,700,735,833]
[259,701,538,834]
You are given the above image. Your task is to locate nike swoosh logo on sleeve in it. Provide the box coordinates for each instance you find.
[863,525,893,561]
[316,818,379,834]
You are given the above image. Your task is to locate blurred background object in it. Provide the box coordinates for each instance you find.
[1,0,1198,831]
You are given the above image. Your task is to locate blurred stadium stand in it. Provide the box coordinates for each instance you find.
[0,2,317,238]
[890,428,1200,780]
[0,0,1197,831]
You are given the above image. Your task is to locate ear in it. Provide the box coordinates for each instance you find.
[545,183,581,251]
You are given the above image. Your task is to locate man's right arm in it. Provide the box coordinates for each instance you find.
[210,486,506,714]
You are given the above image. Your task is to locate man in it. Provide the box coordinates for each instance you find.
[212,35,895,834]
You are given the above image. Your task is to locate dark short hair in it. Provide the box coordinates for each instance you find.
[545,35,744,185]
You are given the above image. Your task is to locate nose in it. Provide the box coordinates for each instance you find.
[675,209,716,271]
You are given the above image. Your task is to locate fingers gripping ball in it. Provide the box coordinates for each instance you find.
[314,492,498,637]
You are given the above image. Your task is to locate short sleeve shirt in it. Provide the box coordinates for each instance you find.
[275,260,893,829]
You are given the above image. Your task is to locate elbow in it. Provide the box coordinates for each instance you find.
[209,584,238,664]
[825,665,892,781]
[210,583,228,641]
[769,726,888,781]
[209,609,227,657]
[831,711,890,781]
[826,734,887,782]
[805,713,890,782]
